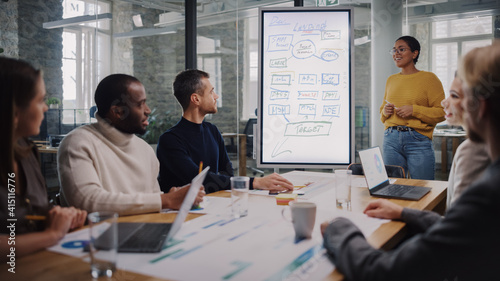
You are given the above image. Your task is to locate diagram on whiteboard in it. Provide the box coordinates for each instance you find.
[259,9,352,166]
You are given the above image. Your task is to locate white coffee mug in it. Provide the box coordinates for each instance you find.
[282,201,317,240]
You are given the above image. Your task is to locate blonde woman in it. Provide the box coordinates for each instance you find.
[442,75,490,207]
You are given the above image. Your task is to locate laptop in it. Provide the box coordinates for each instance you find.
[90,166,209,253]
[358,147,430,200]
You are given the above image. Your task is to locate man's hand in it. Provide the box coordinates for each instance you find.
[161,184,205,210]
[363,199,403,220]
[395,105,413,119]
[253,173,294,192]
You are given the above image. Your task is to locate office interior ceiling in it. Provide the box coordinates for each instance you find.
[117,0,452,12]
[116,0,498,29]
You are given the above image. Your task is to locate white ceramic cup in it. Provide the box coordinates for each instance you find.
[283,201,317,240]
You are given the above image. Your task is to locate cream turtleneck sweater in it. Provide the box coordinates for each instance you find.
[58,115,162,215]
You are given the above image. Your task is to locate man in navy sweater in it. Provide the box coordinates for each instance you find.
[157,69,294,194]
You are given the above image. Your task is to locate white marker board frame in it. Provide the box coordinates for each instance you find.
[257,7,354,169]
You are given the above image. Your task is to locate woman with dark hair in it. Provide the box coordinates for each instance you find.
[0,57,86,261]
[380,36,445,180]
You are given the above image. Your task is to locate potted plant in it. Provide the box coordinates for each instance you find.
[140,108,178,145]
[47,97,61,109]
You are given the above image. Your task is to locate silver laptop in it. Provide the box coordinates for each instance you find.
[90,166,209,253]
[358,147,430,200]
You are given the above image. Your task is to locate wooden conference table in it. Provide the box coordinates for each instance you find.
[33,140,58,154]
[1,176,447,281]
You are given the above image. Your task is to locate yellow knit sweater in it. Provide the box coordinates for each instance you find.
[380,71,445,139]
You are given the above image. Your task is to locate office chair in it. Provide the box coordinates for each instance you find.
[224,138,238,157]
[243,118,264,176]
[89,105,97,118]
[243,118,257,158]
[347,163,406,178]
[89,105,97,123]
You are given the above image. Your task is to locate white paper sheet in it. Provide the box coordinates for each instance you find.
[49,203,387,281]
[48,171,390,281]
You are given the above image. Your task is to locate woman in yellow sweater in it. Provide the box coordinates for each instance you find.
[381,36,445,180]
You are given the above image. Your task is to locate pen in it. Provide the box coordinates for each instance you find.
[385,99,398,109]
[199,161,203,174]
[25,215,46,221]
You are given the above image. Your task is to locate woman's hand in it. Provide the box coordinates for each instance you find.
[69,207,87,230]
[395,105,413,118]
[384,103,395,116]
[46,206,84,241]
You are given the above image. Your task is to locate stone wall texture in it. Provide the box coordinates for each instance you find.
[0,0,19,57]
[1,0,64,138]
[18,0,63,101]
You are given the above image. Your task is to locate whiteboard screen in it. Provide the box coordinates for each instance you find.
[257,7,354,168]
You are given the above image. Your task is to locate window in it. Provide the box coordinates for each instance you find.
[198,36,223,108]
[432,16,492,39]
[242,16,259,120]
[61,0,111,124]
[431,16,493,97]
[432,42,458,98]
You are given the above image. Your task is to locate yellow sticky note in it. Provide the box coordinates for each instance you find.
[276,193,298,205]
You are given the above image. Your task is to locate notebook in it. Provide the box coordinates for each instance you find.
[90,166,209,253]
[358,147,430,200]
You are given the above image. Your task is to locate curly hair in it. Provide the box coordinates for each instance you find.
[396,36,421,64]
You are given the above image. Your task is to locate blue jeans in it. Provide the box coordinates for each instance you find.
[382,127,435,180]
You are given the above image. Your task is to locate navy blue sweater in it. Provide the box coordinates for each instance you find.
[157,117,234,193]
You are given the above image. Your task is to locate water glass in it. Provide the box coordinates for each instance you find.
[231,176,250,218]
[335,169,352,209]
[88,211,118,278]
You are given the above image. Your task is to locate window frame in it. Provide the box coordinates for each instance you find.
[430,16,494,98]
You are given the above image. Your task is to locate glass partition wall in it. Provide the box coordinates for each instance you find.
[2,0,497,177]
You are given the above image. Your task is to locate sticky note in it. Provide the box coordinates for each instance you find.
[276,193,298,205]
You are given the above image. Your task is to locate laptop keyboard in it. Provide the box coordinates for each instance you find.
[119,223,172,252]
[376,184,413,197]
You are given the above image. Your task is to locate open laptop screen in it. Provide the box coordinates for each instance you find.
[358,147,390,190]
[166,166,209,241]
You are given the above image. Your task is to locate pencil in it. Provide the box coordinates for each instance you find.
[25,215,46,221]
[193,161,204,210]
